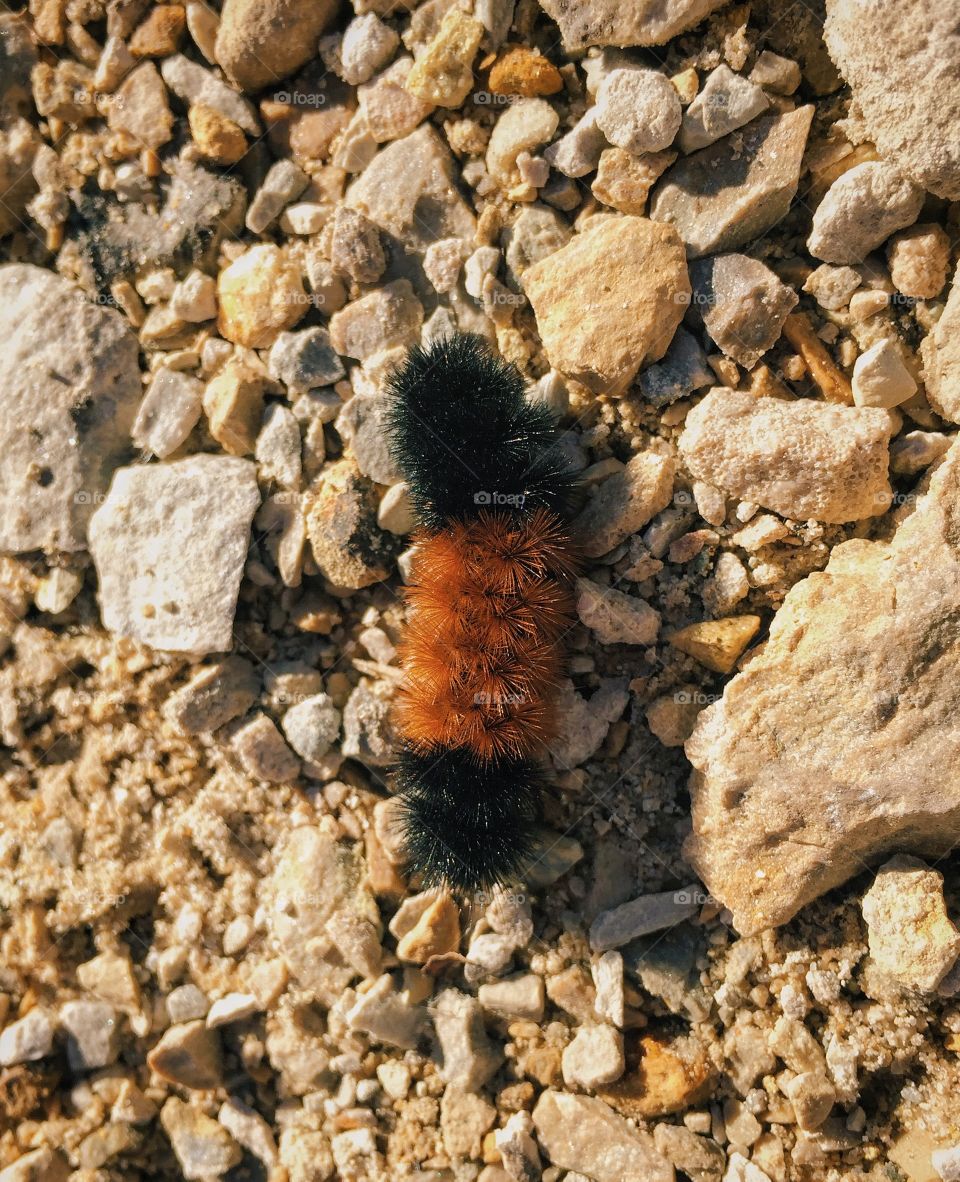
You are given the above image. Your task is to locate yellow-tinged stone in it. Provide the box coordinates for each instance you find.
[406,10,484,108]
[671,67,700,104]
[488,48,563,97]
[189,103,247,165]
[598,1030,717,1119]
[396,893,461,964]
[202,361,265,457]
[669,615,761,673]
[217,243,307,348]
[592,148,676,216]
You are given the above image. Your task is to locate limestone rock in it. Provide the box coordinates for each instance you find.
[669,616,762,675]
[576,578,660,645]
[486,98,559,186]
[684,440,960,932]
[590,885,702,951]
[132,368,203,459]
[531,1090,673,1182]
[0,118,39,237]
[562,1024,625,1089]
[328,280,423,362]
[599,1030,716,1118]
[852,338,917,410]
[88,456,260,654]
[861,856,960,993]
[407,9,483,107]
[824,0,960,199]
[807,162,924,265]
[214,0,338,93]
[108,62,173,149]
[524,215,689,393]
[593,147,676,216]
[148,1021,222,1089]
[433,989,502,1091]
[679,389,894,523]
[690,254,798,370]
[887,224,952,300]
[165,657,259,734]
[595,68,682,155]
[217,244,307,349]
[679,65,768,153]
[650,107,814,258]
[921,274,960,424]
[0,1009,56,1067]
[271,827,382,1003]
[396,894,461,964]
[161,1097,241,1180]
[346,125,476,252]
[549,678,629,769]
[0,265,140,553]
[539,0,730,50]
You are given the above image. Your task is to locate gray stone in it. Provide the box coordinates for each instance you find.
[543,106,607,178]
[132,368,204,459]
[330,206,386,283]
[346,124,476,252]
[60,1001,121,1071]
[638,327,714,407]
[807,161,924,265]
[342,679,395,766]
[0,1009,56,1066]
[653,1125,725,1182]
[562,1024,625,1088]
[690,253,798,369]
[684,440,960,933]
[650,107,814,258]
[679,65,768,153]
[166,985,210,1024]
[623,922,711,1021]
[347,973,426,1049]
[539,0,730,50]
[232,713,300,783]
[549,678,630,769]
[433,989,502,1091]
[595,68,682,155]
[268,328,345,394]
[0,1149,69,1182]
[246,160,310,234]
[802,263,861,311]
[89,455,260,654]
[572,451,676,558]
[148,1020,223,1089]
[532,1090,673,1182]
[590,886,702,951]
[679,388,893,523]
[165,657,259,735]
[281,693,342,762]
[256,404,302,488]
[329,280,423,362]
[575,578,660,645]
[336,393,401,485]
[305,459,401,589]
[824,0,960,200]
[0,265,140,553]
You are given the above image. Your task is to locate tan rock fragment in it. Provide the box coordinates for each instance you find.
[202,362,265,456]
[396,894,461,964]
[669,616,761,674]
[406,10,484,107]
[217,244,307,349]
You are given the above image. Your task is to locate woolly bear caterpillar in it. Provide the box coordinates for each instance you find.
[387,334,578,892]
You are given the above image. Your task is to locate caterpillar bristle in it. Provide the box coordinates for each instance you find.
[387,334,578,894]
[394,747,541,893]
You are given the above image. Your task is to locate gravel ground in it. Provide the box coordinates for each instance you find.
[1,1,960,1180]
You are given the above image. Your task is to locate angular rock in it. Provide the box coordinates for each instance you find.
[653,1124,725,1182]
[887,223,952,300]
[232,713,300,783]
[650,107,814,258]
[217,244,307,349]
[214,0,338,93]
[544,106,607,178]
[562,1024,625,1089]
[165,657,259,734]
[271,827,382,1003]
[685,440,960,932]
[861,855,960,994]
[824,0,960,199]
[572,450,676,557]
[342,679,395,766]
[336,393,401,485]
[107,62,173,149]
[679,389,893,523]
[0,265,140,553]
[0,1009,56,1067]
[599,1030,716,1119]
[433,989,502,1091]
[807,162,924,265]
[328,280,423,362]
[305,460,399,588]
[132,368,204,458]
[525,215,689,393]
[148,1021,222,1089]
[531,1090,673,1182]
[161,1097,241,1180]
[669,616,762,675]
[921,275,960,424]
[593,146,676,215]
[478,974,545,1021]
[549,678,629,769]
[406,9,484,107]
[638,327,714,407]
[539,0,730,50]
[486,98,559,186]
[680,65,769,153]
[60,1001,120,1071]
[852,338,917,410]
[590,886,702,951]
[245,159,309,234]
[576,578,660,645]
[268,327,345,394]
[89,456,260,653]
[347,974,425,1050]
[690,254,798,370]
[0,1149,69,1182]
[346,125,476,252]
[281,694,341,761]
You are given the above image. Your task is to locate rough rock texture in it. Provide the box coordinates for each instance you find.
[524,215,690,393]
[685,440,960,933]
[824,0,960,199]
[690,253,798,369]
[679,388,894,523]
[539,0,730,49]
[215,0,339,93]
[88,456,260,653]
[532,1090,674,1181]
[921,274,960,424]
[807,162,924,265]
[650,107,814,257]
[0,265,140,553]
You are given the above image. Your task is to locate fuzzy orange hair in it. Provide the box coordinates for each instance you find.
[395,508,578,762]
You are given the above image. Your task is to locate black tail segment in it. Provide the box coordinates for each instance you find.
[386,333,576,531]
[393,745,541,893]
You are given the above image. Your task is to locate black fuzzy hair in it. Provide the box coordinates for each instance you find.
[394,746,540,893]
[387,334,575,531]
